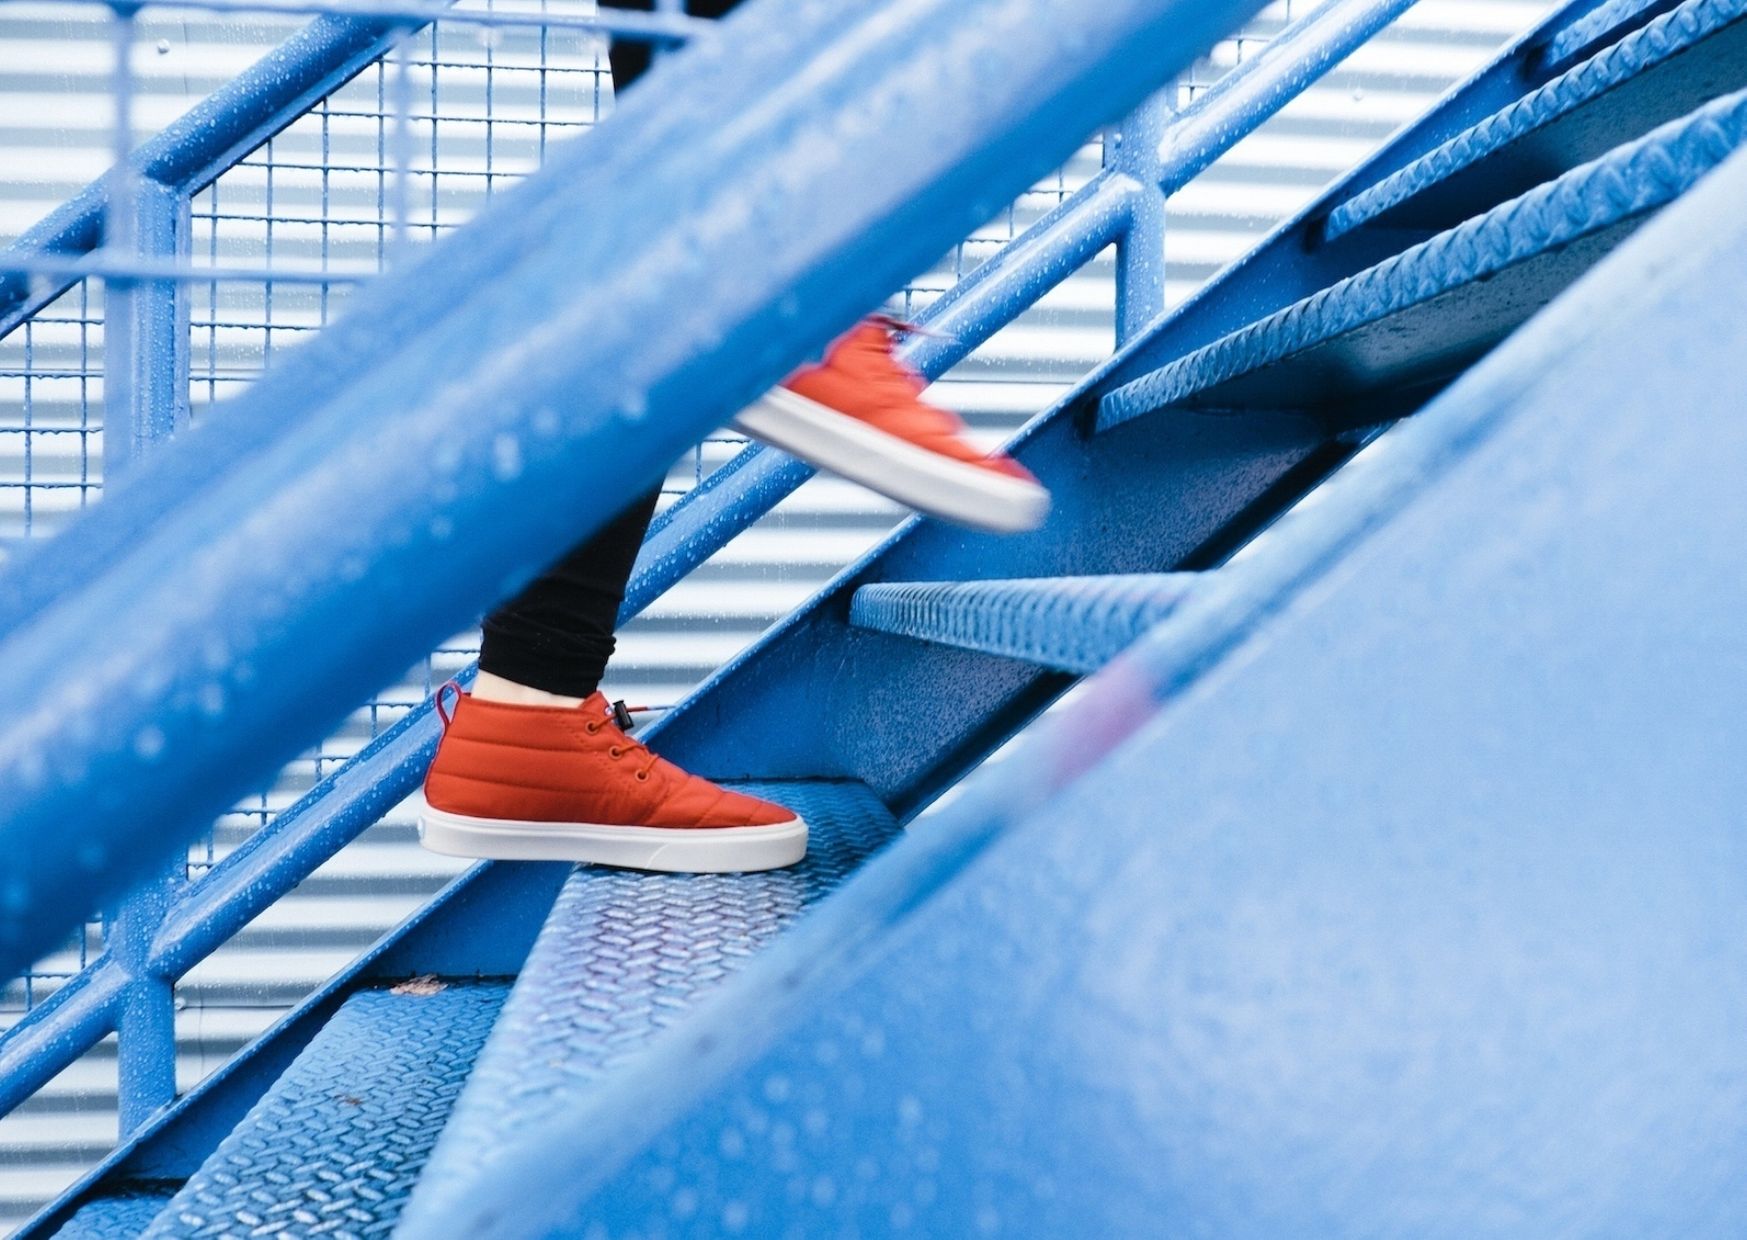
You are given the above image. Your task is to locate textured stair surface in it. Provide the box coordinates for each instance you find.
[850,574,1198,674]
[50,1190,176,1239]
[135,981,509,1240]
[1545,0,1685,64]
[1326,0,1747,239]
[1097,86,1747,429]
[400,780,901,1227]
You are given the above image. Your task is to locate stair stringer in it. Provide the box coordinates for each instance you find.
[427,139,1747,1240]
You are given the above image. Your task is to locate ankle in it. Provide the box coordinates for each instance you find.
[471,671,590,709]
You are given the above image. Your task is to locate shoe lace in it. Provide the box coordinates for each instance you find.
[588,708,662,782]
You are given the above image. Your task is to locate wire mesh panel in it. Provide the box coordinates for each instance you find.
[0,282,102,548]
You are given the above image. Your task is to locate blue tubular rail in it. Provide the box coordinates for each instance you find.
[0,0,1275,983]
[0,0,1438,1121]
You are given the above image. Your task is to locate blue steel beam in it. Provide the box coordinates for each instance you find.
[0,0,1267,980]
[439,136,1747,1240]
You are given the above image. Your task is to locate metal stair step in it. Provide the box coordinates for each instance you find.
[398,780,901,1232]
[1325,0,1747,242]
[850,574,1198,674]
[1096,86,1747,432]
[48,1189,177,1239]
[125,981,510,1240]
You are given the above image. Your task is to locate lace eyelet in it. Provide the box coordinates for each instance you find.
[609,745,624,759]
[585,721,600,734]
[635,770,649,782]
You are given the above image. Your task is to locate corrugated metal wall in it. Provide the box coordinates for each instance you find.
[0,0,1552,1227]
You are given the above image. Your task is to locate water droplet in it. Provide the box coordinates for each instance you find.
[429,515,455,541]
[155,38,171,54]
[492,433,523,481]
[199,684,225,716]
[618,391,648,420]
[532,407,560,436]
[763,1073,791,1103]
[721,1201,750,1234]
[133,726,166,760]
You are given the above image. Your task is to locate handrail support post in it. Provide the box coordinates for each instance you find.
[1108,86,1176,344]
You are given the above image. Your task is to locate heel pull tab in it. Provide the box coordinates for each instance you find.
[435,679,463,730]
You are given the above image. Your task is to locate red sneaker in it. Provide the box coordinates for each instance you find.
[418,689,806,873]
[733,318,1050,533]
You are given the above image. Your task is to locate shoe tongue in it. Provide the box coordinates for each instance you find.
[580,690,612,716]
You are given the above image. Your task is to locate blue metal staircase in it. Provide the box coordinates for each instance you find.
[4,0,1747,1233]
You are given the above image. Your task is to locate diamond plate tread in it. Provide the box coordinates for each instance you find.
[1327,0,1747,240]
[49,1189,177,1239]
[1098,86,1747,430]
[401,780,900,1227]
[850,573,1198,674]
[138,981,509,1240]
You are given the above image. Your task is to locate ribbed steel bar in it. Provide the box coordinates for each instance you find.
[0,0,1267,980]
[849,574,1199,674]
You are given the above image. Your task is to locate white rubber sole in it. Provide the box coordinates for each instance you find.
[732,387,1050,533]
[418,806,808,873]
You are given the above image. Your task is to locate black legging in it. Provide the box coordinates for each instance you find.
[479,0,746,697]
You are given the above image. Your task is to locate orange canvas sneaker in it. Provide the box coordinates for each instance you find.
[733,317,1050,533]
[418,686,806,873]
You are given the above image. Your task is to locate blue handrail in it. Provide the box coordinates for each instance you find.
[0,0,1438,1129]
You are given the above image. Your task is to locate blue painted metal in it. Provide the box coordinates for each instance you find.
[0,70,1144,1127]
[401,781,900,1230]
[0,3,704,335]
[1544,0,1687,65]
[3,0,1691,1222]
[429,136,1747,1240]
[0,14,417,337]
[100,163,190,1140]
[49,1190,176,1240]
[849,574,1198,674]
[1098,87,1747,430]
[108,867,180,1140]
[0,0,1398,1117]
[1154,0,1424,195]
[1326,0,1747,241]
[0,0,1268,982]
[1109,91,1174,343]
[133,983,508,1240]
[17,860,568,1239]
[650,390,1331,810]
[99,179,190,477]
